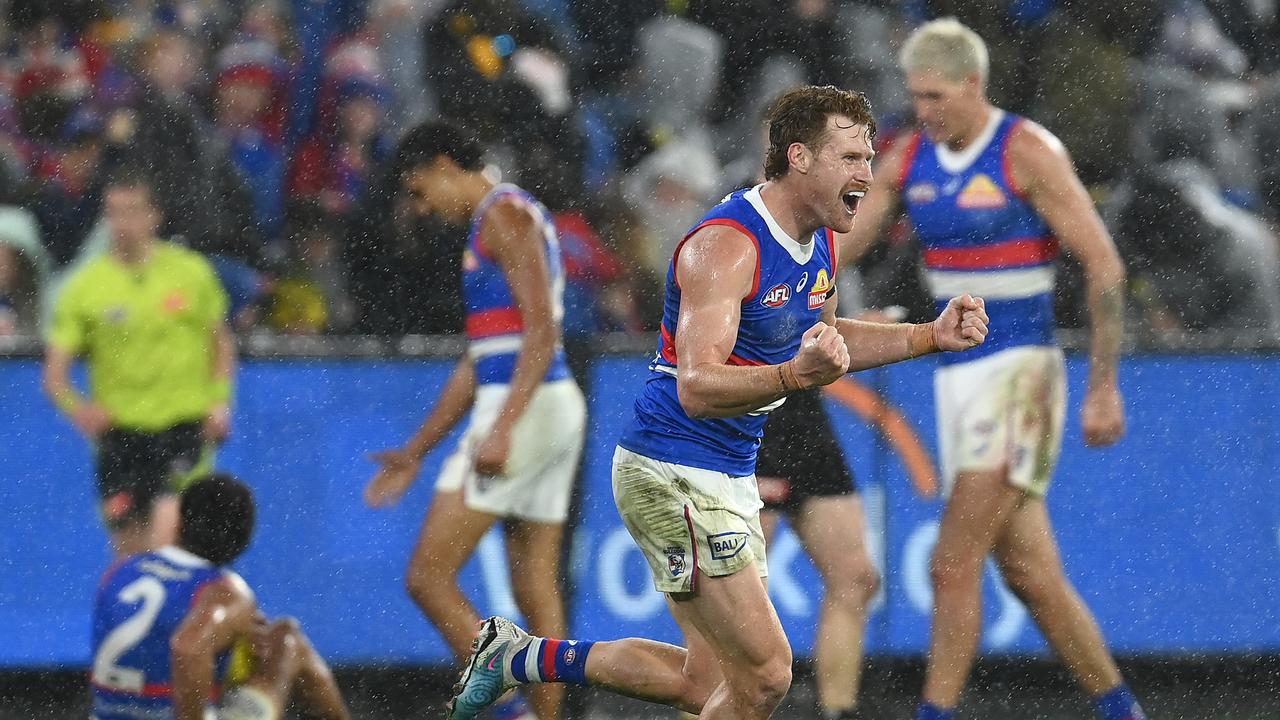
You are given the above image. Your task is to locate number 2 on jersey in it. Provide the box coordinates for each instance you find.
[93,577,166,692]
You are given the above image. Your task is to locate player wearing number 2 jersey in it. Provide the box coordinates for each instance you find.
[90,475,348,720]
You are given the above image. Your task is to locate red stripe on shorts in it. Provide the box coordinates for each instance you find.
[683,505,699,592]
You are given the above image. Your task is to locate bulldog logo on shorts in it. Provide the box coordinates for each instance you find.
[664,546,686,577]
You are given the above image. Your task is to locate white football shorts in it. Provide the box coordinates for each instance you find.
[436,378,585,523]
[934,345,1067,497]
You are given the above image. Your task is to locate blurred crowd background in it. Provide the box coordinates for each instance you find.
[1,0,1279,345]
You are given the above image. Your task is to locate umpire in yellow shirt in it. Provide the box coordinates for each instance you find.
[42,169,236,558]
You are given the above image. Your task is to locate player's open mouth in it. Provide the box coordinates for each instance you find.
[841,190,865,214]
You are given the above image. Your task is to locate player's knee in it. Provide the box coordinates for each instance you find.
[404,560,445,609]
[677,663,718,713]
[1000,560,1060,607]
[853,562,882,603]
[270,616,301,636]
[735,656,792,711]
[929,548,978,592]
[827,561,880,609]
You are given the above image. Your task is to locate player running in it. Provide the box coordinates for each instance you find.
[445,84,989,720]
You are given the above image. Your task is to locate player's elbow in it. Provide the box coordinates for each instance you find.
[678,392,712,419]
[1085,248,1127,289]
[676,377,713,419]
[518,320,558,360]
[40,358,63,397]
[169,628,211,665]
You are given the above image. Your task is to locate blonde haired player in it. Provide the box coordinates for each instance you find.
[840,17,1146,720]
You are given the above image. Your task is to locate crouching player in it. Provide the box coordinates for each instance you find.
[90,474,350,720]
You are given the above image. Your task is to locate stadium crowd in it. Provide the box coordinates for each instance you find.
[0,0,1278,342]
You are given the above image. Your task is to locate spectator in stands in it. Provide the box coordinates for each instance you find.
[29,107,114,266]
[212,34,290,242]
[621,136,722,276]
[344,143,465,336]
[289,77,393,219]
[267,200,354,334]
[424,0,584,204]
[0,205,50,336]
[129,29,263,265]
[10,16,93,145]
[365,0,436,126]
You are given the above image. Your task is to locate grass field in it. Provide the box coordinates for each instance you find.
[6,657,1277,719]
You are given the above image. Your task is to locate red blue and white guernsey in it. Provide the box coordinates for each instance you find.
[91,546,237,719]
[899,110,1058,365]
[618,185,837,477]
[463,183,571,385]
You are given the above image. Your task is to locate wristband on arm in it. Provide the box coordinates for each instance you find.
[907,322,939,358]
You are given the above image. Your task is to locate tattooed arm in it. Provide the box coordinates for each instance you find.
[1009,119,1127,447]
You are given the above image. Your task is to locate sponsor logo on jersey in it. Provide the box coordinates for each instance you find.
[707,531,749,560]
[956,174,1007,209]
[808,268,833,310]
[761,282,791,308]
[665,546,686,577]
[906,182,938,204]
[796,272,809,293]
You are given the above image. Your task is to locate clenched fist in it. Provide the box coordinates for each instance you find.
[933,294,990,351]
[788,321,850,389]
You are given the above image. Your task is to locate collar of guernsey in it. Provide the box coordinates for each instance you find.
[462,182,571,385]
[618,185,837,477]
[899,109,1059,365]
[46,242,228,431]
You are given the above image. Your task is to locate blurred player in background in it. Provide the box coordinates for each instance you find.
[445,85,988,720]
[43,170,235,558]
[840,18,1145,720]
[754,386,880,720]
[90,474,349,720]
[364,122,585,720]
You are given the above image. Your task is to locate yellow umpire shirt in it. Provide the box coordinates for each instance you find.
[46,242,229,432]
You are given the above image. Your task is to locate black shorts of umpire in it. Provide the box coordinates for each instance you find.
[756,387,857,512]
[96,421,210,529]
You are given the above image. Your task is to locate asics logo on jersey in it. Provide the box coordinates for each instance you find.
[907,182,938,204]
[796,272,809,293]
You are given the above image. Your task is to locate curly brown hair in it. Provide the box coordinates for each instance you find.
[763,85,876,180]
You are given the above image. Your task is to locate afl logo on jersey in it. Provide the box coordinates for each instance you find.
[761,283,792,308]
[906,182,938,205]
